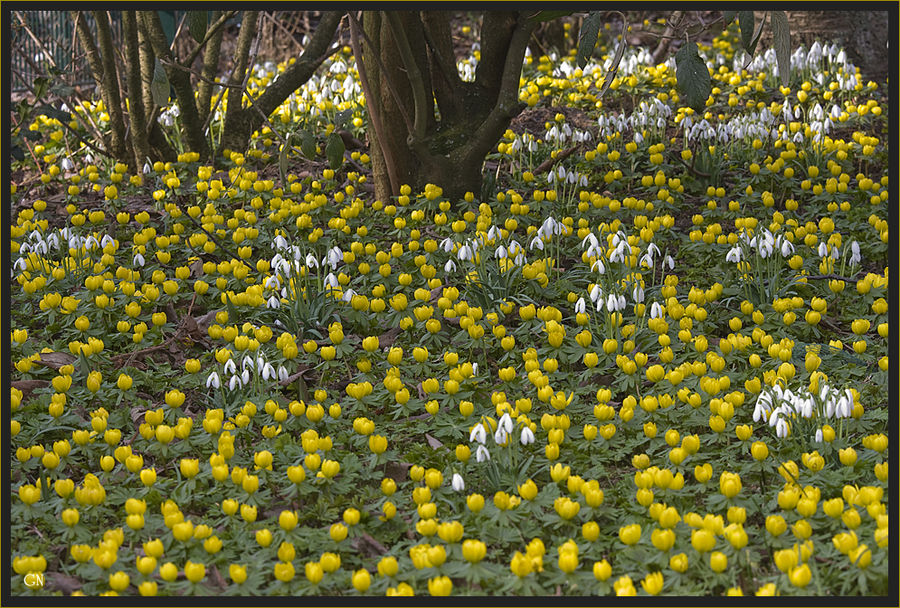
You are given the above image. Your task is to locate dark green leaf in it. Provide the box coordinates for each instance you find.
[738,11,755,52]
[33,76,49,101]
[22,130,43,141]
[189,11,208,44]
[334,109,353,129]
[771,11,791,87]
[576,11,604,69]
[675,41,711,113]
[599,16,628,98]
[748,11,768,58]
[723,11,737,26]
[35,105,71,122]
[50,84,75,97]
[10,143,25,161]
[157,11,176,46]
[325,133,345,169]
[528,11,572,23]
[150,58,170,107]
[297,129,316,159]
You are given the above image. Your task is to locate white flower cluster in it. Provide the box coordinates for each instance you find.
[753,383,854,439]
[157,103,180,127]
[206,352,288,391]
[468,413,535,464]
[726,228,794,263]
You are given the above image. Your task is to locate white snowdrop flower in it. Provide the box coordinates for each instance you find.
[780,239,794,257]
[278,366,289,383]
[133,253,145,267]
[274,235,289,250]
[495,245,507,260]
[633,132,643,145]
[61,157,75,172]
[579,174,588,187]
[499,413,513,435]
[775,417,789,438]
[46,233,59,250]
[326,246,343,269]
[618,294,627,310]
[306,253,319,268]
[632,285,644,303]
[444,259,457,273]
[224,359,237,375]
[242,355,255,371]
[228,374,241,391]
[469,424,486,444]
[241,369,251,385]
[520,426,535,445]
[261,362,276,381]
[530,236,545,251]
[589,284,601,303]
[836,394,852,418]
[342,288,356,302]
[650,301,663,319]
[324,273,339,288]
[818,242,828,257]
[574,297,586,314]
[441,238,454,253]
[457,244,473,261]
[264,275,280,290]
[206,371,220,389]
[13,257,26,271]
[487,225,500,241]
[665,255,675,270]
[451,473,466,492]
[606,293,619,312]
[849,241,861,265]
[472,363,478,376]
[591,258,605,274]
[493,426,508,445]
[475,444,491,463]
[815,428,824,443]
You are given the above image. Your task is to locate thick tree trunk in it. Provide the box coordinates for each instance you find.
[140,10,209,159]
[360,11,534,203]
[122,12,151,170]
[218,11,342,155]
[197,10,225,126]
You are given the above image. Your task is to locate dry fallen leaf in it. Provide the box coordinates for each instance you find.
[34,351,77,370]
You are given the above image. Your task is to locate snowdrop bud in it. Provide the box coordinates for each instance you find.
[241,369,251,385]
[632,286,644,303]
[451,473,465,492]
[472,363,478,376]
[606,293,618,312]
[815,428,823,443]
[278,366,289,382]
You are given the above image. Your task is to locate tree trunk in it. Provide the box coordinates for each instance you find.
[122,12,151,170]
[359,11,535,203]
[218,11,342,155]
[140,10,209,159]
[197,10,225,126]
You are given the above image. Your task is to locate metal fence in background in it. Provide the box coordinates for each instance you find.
[9,11,125,93]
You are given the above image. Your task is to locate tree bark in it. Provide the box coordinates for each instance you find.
[362,11,535,203]
[197,10,225,126]
[218,11,342,154]
[140,10,209,158]
[122,12,151,170]
[92,11,129,163]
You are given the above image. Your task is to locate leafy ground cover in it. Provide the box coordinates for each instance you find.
[8,22,890,597]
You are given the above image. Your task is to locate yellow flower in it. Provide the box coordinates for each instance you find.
[640,571,664,595]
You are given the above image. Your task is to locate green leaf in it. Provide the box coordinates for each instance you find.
[157,10,177,46]
[333,108,353,129]
[723,11,737,26]
[599,16,628,98]
[576,11,604,69]
[33,76,49,102]
[771,11,791,87]
[35,105,71,122]
[738,11,755,52]
[150,58,170,107]
[675,41,711,113]
[297,129,316,159]
[189,11,208,44]
[325,133,345,169]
